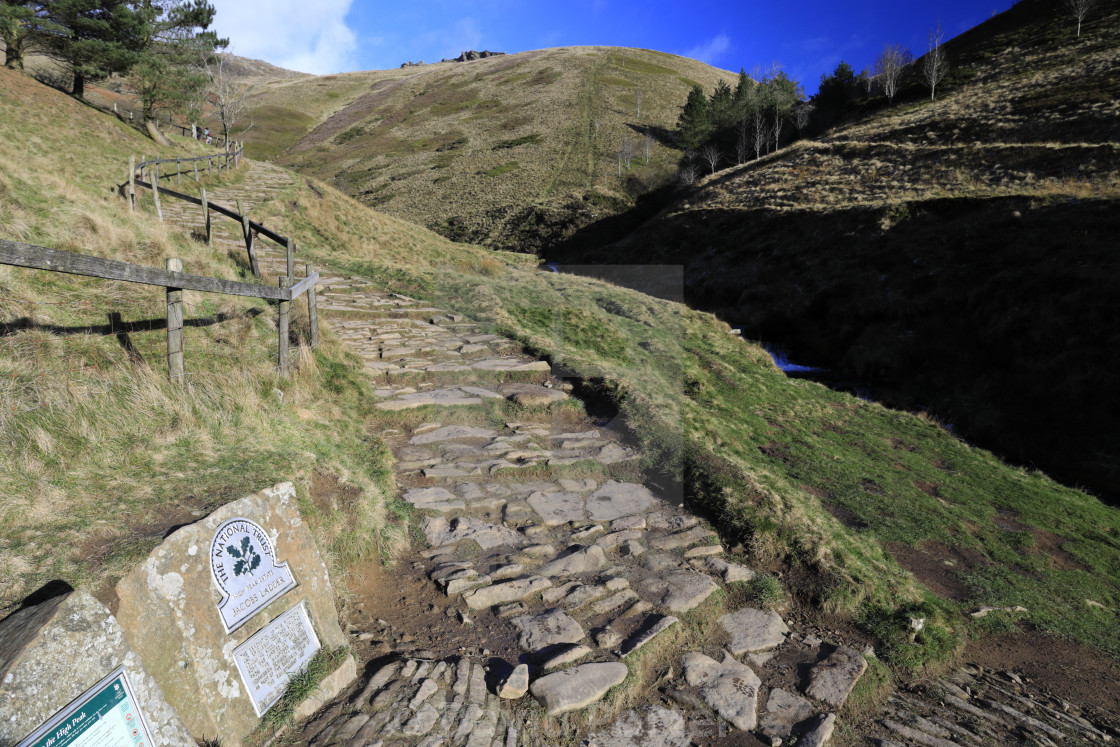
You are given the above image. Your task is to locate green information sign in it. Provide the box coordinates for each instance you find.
[17,668,156,747]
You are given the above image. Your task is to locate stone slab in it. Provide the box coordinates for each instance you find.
[719,607,790,655]
[586,481,657,521]
[588,707,689,747]
[639,571,719,612]
[511,609,585,652]
[805,645,868,708]
[527,492,585,525]
[0,591,194,747]
[682,651,761,731]
[529,663,628,716]
[114,483,350,745]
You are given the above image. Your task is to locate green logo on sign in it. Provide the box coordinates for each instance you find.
[226,535,261,577]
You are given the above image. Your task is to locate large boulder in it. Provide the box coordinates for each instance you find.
[0,590,194,747]
[114,483,351,746]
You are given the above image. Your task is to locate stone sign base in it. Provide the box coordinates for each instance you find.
[0,590,195,747]
[113,482,352,746]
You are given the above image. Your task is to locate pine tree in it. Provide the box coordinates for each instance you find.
[130,0,225,123]
[732,67,752,121]
[40,0,146,97]
[1,0,37,70]
[675,85,711,151]
[709,78,734,131]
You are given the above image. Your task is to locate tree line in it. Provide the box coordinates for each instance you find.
[670,0,1106,183]
[1,0,225,127]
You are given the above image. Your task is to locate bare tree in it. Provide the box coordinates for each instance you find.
[642,131,655,163]
[699,144,721,175]
[677,163,698,186]
[207,52,258,149]
[617,137,635,175]
[793,102,814,136]
[635,86,643,119]
[1064,0,1097,37]
[736,117,750,164]
[875,43,912,105]
[751,108,769,159]
[922,22,949,100]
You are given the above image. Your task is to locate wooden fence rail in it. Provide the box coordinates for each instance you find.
[0,238,319,379]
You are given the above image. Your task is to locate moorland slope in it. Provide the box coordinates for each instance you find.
[234,46,734,252]
[559,0,1120,501]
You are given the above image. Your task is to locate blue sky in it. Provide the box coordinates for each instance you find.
[210,0,1016,93]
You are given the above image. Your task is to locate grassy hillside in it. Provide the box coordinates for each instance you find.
[558,0,1120,502]
[233,47,734,252]
[0,67,405,611]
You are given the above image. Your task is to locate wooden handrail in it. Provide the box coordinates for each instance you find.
[0,239,288,300]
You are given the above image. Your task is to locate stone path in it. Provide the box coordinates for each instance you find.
[154,162,1118,747]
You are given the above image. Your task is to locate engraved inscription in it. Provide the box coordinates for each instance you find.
[232,603,321,717]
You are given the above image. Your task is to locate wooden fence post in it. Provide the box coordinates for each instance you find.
[278,276,291,376]
[237,199,260,276]
[152,163,163,222]
[286,238,295,280]
[176,158,181,186]
[193,160,198,181]
[306,263,319,349]
[166,258,184,383]
[128,155,136,212]
[191,123,197,140]
[141,154,148,183]
[201,187,211,246]
[208,156,212,175]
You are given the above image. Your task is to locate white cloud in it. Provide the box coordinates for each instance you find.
[685,33,731,65]
[209,0,358,75]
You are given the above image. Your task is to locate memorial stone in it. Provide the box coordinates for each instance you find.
[0,590,194,747]
[114,483,352,746]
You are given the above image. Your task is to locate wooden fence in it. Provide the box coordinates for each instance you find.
[0,239,318,380]
[96,99,230,149]
[0,141,323,379]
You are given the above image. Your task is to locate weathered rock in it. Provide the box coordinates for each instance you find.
[759,688,816,740]
[411,425,496,444]
[378,388,485,410]
[649,526,716,551]
[498,664,530,699]
[529,663,629,716]
[639,571,719,612]
[682,651,761,731]
[706,557,756,583]
[542,644,593,670]
[805,646,868,708]
[511,609,585,652]
[462,576,553,610]
[498,382,568,406]
[333,712,370,742]
[538,544,606,577]
[881,719,960,747]
[588,706,689,747]
[719,608,790,655]
[620,615,679,657]
[590,590,639,615]
[423,516,527,550]
[586,481,657,521]
[799,713,837,747]
[403,702,440,735]
[0,591,195,747]
[527,491,585,525]
[596,443,635,464]
[114,483,350,745]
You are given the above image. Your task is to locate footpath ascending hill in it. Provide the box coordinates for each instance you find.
[563,0,1120,502]
[238,47,733,252]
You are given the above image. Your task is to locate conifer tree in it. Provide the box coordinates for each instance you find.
[1,0,38,70]
[675,85,711,151]
[40,0,145,97]
[709,78,734,131]
[130,0,225,123]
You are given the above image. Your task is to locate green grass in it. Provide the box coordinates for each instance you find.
[493,134,542,150]
[482,161,520,177]
[250,646,351,739]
